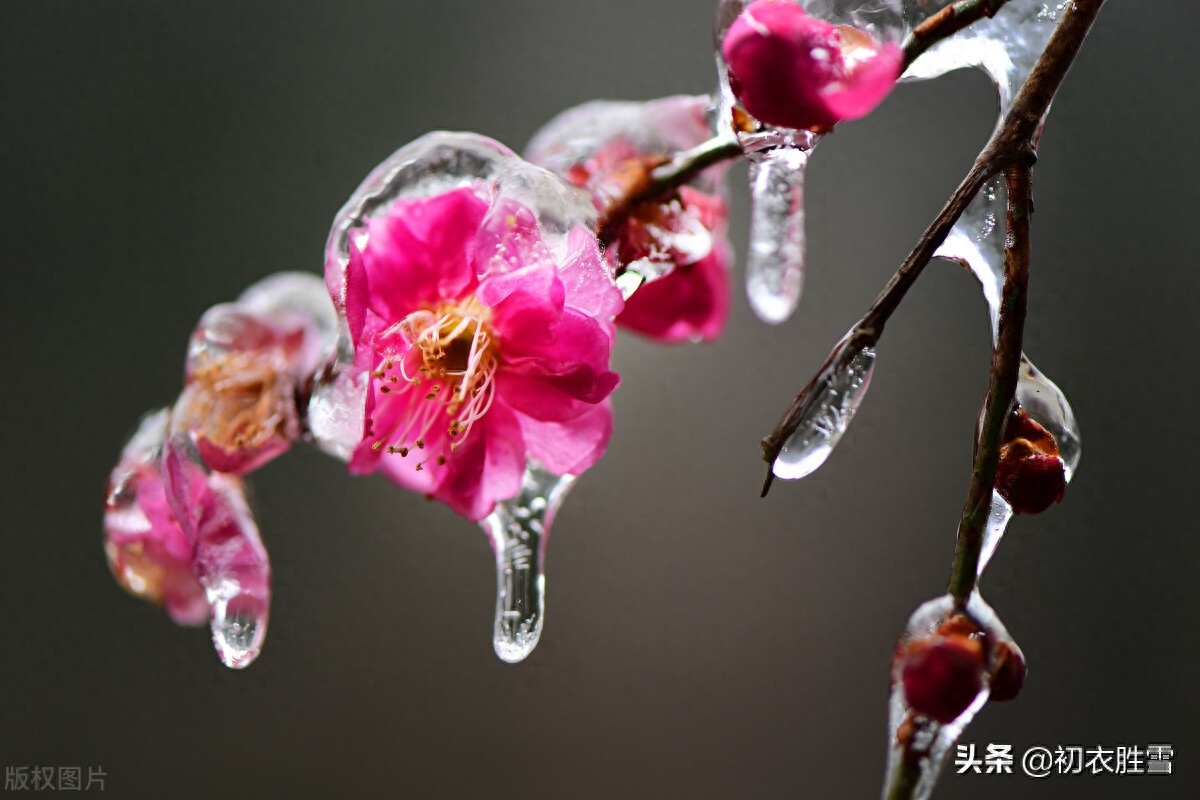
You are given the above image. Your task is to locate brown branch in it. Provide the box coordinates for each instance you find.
[947,164,1031,602]
[761,0,1106,494]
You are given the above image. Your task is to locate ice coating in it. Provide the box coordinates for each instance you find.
[903,0,1071,124]
[922,8,1083,525]
[479,461,575,663]
[325,132,595,315]
[1016,358,1080,480]
[884,592,1016,799]
[976,491,1014,577]
[772,340,875,480]
[527,96,719,190]
[746,145,810,324]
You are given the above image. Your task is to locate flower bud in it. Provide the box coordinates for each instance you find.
[900,632,986,724]
[721,0,901,132]
[996,410,1067,514]
[988,639,1027,702]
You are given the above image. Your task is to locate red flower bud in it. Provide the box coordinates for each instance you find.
[721,0,901,132]
[995,438,1066,514]
[988,640,1027,702]
[900,634,986,724]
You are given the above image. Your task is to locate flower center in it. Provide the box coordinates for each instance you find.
[373,297,498,469]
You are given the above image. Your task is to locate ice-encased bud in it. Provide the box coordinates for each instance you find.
[714,2,902,324]
[771,338,875,480]
[104,410,208,626]
[884,592,1021,799]
[479,461,575,663]
[721,1,903,131]
[995,410,1067,515]
[1017,358,1081,481]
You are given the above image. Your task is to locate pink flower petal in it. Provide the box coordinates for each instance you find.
[517,399,613,476]
[617,239,732,343]
[358,188,487,320]
[560,225,624,320]
[722,0,900,131]
[434,399,526,521]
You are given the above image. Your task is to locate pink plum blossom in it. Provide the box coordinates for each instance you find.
[340,185,623,521]
[173,274,335,475]
[104,412,210,626]
[722,0,902,132]
[527,98,733,343]
[564,141,731,343]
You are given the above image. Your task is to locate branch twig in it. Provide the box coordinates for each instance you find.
[761,0,1106,493]
[946,164,1030,602]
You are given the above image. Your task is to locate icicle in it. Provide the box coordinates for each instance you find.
[884,592,1018,799]
[745,143,810,323]
[772,337,876,480]
[479,461,575,663]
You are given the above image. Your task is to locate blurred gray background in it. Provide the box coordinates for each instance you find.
[2,2,1196,798]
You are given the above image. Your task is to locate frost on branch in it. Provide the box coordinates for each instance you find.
[716,0,905,323]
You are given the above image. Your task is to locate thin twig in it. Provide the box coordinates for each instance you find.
[761,0,1106,492]
[947,164,1031,602]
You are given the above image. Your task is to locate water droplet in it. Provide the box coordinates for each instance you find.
[479,462,575,663]
[746,145,810,324]
[773,342,875,480]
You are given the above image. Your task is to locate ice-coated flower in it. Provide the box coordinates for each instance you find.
[105,409,271,666]
[527,97,732,343]
[173,273,337,475]
[334,149,623,521]
[104,411,208,625]
[722,0,902,132]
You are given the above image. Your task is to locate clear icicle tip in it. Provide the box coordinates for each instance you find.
[208,580,269,670]
[773,343,876,480]
[480,461,574,663]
